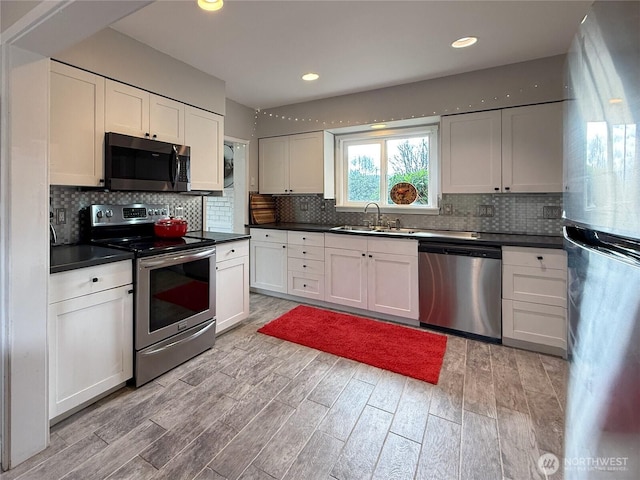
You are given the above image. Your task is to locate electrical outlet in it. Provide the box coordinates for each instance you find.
[320,201,326,211]
[55,208,66,225]
[300,201,308,211]
[543,206,562,219]
[477,205,494,217]
[442,204,453,215]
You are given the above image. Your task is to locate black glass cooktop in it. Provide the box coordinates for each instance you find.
[92,236,216,257]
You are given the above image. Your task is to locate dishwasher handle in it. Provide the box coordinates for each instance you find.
[418,242,502,259]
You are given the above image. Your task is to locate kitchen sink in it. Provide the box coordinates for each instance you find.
[330,225,479,239]
[330,225,419,234]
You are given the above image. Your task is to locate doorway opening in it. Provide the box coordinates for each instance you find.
[203,138,248,233]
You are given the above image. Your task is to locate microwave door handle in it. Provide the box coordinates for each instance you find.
[170,145,179,189]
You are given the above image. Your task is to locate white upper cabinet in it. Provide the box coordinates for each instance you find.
[49,62,105,187]
[185,106,224,191]
[259,136,289,193]
[441,102,563,193]
[441,110,502,194]
[105,79,185,145]
[501,102,564,193]
[259,131,334,196]
[288,132,325,193]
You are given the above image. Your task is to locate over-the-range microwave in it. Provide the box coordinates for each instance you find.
[104,132,191,192]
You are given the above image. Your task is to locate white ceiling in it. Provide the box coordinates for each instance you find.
[110,0,592,110]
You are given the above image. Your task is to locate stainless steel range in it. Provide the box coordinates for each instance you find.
[86,203,216,386]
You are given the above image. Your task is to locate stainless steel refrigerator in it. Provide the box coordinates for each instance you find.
[564,1,640,478]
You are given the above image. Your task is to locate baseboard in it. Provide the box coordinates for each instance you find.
[250,288,420,328]
[502,337,567,359]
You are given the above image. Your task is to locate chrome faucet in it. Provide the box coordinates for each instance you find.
[364,202,382,227]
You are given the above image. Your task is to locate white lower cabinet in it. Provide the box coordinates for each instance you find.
[325,246,368,309]
[325,234,419,320]
[48,260,133,420]
[249,229,288,293]
[502,246,567,355]
[216,240,250,334]
[287,231,325,300]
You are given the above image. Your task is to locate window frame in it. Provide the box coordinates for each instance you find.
[335,125,440,213]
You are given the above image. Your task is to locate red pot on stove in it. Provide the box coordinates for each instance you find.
[154,217,188,238]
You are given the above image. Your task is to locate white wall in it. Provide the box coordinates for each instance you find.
[55,27,226,115]
[225,98,255,140]
[0,45,50,469]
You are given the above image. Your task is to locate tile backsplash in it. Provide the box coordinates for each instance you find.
[50,186,203,244]
[274,193,563,236]
[205,188,234,233]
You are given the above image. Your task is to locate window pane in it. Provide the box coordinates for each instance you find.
[347,143,380,202]
[386,136,430,205]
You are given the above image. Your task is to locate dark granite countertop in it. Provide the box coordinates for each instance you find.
[51,232,250,274]
[50,245,134,274]
[247,223,564,249]
[185,231,251,243]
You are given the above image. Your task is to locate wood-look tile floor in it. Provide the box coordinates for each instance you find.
[3,294,568,480]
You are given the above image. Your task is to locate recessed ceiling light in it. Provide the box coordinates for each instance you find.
[302,73,319,81]
[451,36,478,48]
[198,0,224,12]
[609,98,623,104]
[370,123,387,130]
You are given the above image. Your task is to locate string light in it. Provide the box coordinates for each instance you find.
[252,82,550,130]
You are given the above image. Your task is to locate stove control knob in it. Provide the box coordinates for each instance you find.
[161,209,167,215]
[152,209,159,215]
[105,209,113,218]
[96,210,103,219]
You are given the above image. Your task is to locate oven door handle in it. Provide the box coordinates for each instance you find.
[142,320,216,356]
[139,247,216,268]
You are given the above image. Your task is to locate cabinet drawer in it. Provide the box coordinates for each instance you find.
[503,265,567,307]
[287,231,324,247]
[367,237,418,257]
[288,257,324,275]
[216,240,249,262]
[249,228,287,243]
[502,299,567,350]
[325,233,368,251]
[288,271,325,300]
[50,260,132,304]
[502,246,566,271]
[287,244,324,261]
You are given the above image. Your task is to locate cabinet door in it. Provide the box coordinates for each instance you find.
[49,285,133,419]
[288,271,325,301]
[502,264,567,307]
[324,247,367,309]
[288,132,324,194]
[250,240,288,292]
[50,62,105,187]
[441,111,502,193]
[150,94,185,144]
[185,106,224,191]
[105,80,149,138]
[216,255,249,334]
[502,102,564,192]
[259,136,289,194]
[502,299,567,351]
[368,252,419,319]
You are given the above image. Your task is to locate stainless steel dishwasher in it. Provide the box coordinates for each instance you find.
[418,242,502,341]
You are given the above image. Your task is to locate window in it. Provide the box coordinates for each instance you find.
[336,125,439,211]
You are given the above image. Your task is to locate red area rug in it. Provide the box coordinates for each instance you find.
[258,305,447,384]
[154,281,209,312]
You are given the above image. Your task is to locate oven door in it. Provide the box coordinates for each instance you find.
[136,246,216,350]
